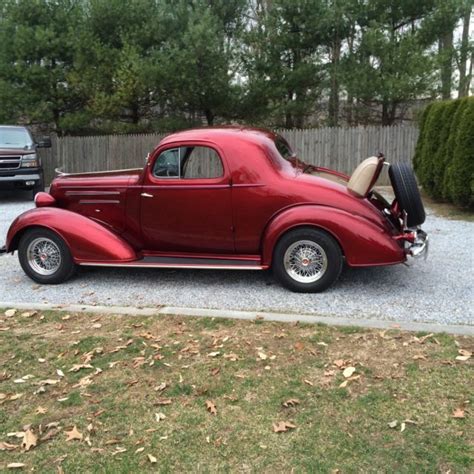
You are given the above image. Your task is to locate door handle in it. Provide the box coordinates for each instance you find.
[141,192,154,198]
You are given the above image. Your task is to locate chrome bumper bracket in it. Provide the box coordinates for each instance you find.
[407,229,429,261]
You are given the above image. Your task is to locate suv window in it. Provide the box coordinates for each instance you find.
[153,146,223,179]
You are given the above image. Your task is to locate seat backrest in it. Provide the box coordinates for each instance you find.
[347,156,384,198]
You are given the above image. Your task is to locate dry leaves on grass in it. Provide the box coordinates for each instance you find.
[206,400,217,415]
[148,454,157,464]
[273,421,296,433]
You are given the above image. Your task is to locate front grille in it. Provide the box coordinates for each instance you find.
[0,156,21,170]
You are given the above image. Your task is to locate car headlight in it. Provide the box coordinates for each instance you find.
[21,154,40,168]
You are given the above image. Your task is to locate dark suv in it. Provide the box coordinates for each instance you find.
[0,125,51,199]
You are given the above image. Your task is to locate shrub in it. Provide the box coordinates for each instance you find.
[445,98,474,208]
[414,97,474,209]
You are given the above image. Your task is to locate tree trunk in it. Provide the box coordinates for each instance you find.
[381,100,397,126]
[328,39,341,127]
[204,109,214,126]
[458,6,472,98]
[439,29,454,99]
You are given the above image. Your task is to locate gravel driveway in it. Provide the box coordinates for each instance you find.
[0,189,472,326]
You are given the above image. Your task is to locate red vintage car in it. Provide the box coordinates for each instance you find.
[1,127,428,292]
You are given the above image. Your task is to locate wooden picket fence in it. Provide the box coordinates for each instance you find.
[38,125,419,186]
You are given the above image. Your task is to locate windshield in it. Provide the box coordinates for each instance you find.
[275,137,295,161]
[0,127,34,149]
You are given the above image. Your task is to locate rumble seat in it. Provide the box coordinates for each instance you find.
[347,156,384,198]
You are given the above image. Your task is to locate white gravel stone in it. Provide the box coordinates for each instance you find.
[0,189,473,326]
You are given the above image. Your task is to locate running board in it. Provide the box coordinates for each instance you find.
[79,256,267,271]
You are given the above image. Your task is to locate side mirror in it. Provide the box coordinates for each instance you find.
[36,137,52,148]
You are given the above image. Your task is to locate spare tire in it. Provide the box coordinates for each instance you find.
[389,162,425,228]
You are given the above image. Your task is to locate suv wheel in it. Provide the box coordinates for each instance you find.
[31,179,45,200]
[18,228,76,284]
[273,228,343,293]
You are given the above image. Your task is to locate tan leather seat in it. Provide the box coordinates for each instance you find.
[347,156,382,198]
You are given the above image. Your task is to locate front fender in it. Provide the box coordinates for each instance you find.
[262,205,405,267]
[6,207,137,263]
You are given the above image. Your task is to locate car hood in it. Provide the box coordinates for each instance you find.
[0,147,35,156]
[51,168,143,190]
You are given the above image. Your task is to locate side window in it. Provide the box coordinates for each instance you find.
[153,148,180,178]
[182,146,223,179]
[153,146,224,179]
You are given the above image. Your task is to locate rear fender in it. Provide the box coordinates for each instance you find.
[262,205,405,267]
[6,207,137,263]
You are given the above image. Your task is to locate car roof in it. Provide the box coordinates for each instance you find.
[159,126,279,148]
[0,125,30,130]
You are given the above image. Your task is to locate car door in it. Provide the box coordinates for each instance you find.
[140,144,235,253]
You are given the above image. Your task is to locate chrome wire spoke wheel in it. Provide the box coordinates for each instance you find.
[283,239,328,283]
[26,237,62,276]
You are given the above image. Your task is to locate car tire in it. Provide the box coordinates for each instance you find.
[389,163,425,228]
[31,178,44,200]
[273,228,343,293]
[18,228,76,284]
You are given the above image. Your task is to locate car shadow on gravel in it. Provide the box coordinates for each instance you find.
[0,189,34,202]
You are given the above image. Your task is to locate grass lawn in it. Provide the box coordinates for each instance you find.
[0,308,472,473]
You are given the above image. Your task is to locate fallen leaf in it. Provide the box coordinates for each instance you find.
[148,454,157,464]
[65,426,83,442]
[155,412,166,422]
[21,429,37,451]
[388,420,398,429]
[4,309,16,317]
[224,353,239,361]
[41,428,60,442]
[7,463,25,469]
[112,447,127,456]
[0,441,18,451]
[154,382,167,392]
[294,342,304,351]
[68,364,94,373]
[342,367,356,378]
[452,408,465,419]
[413,354,427,360]
[400,422,406,432]
[9,394,23,401]
[36,406,48,415]
[272,421,296,433]
[154,398,172,406]
[206,400,217,415]
[257,352,268,360]
[207,351,220,358]
[282,399,300,408]
[303,379,314,386]
[135,447,145,454]
[455,349,471,361]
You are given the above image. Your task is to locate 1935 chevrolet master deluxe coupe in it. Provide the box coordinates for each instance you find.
[1,127,428,292]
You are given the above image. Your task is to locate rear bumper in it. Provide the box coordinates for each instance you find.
[406,229,429,262]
